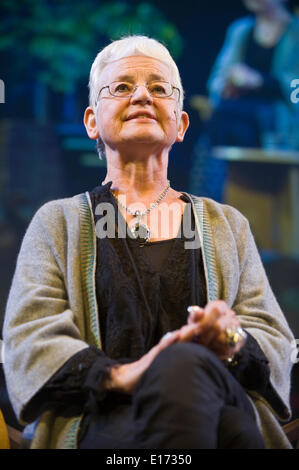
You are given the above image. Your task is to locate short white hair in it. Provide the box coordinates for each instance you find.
[88,35,184,113]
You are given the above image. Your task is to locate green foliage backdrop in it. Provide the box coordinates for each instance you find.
[0,0,183,92]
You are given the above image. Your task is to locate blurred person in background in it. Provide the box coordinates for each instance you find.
[190,0,299,201]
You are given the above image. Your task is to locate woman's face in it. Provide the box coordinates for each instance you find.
[84,56,189,156]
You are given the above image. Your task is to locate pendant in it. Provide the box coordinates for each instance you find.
[131,211,150,246]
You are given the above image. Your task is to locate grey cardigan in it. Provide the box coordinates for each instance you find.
[3,192,295,448]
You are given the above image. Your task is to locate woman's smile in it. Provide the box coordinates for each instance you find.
[125,111,157,121]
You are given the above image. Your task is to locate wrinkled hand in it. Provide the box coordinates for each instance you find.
[178,300,247,360]
[105,301,246,395]
[105,329,181,395]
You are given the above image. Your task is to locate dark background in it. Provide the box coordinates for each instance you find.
[0,0,298,433]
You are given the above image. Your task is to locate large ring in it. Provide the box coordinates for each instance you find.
[225,326,247,348]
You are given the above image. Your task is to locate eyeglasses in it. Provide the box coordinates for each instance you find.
[97,81,180,102]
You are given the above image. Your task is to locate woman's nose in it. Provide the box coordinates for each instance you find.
[130,85,153,104]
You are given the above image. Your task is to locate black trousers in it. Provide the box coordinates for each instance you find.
[79,343,265,449]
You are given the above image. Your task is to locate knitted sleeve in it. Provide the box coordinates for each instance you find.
[23,332,271,424]
[21,347,134,422]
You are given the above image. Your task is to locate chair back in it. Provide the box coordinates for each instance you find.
[0,409,10,449]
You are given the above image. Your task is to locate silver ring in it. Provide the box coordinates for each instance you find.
[225,326,247,348]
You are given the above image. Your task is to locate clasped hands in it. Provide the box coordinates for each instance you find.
[178,300,246,360]
[105,301,246,395]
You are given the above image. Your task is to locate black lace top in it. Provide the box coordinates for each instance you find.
[23,182,271,428]
[90,182,207,359]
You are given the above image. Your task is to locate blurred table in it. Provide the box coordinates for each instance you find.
[212,146,299,256]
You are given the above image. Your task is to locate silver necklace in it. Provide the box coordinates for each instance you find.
[110,180,170,245]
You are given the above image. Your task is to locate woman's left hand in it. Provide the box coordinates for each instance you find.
[177,300,247,360]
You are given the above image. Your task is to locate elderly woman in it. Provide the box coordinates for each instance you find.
[3,36,295,449]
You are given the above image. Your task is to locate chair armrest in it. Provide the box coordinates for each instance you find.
[6,425,23,449]
[283,418,299,449]
[0,409,10,449]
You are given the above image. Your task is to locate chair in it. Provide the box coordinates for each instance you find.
[282,419,299,449]
[3,415,299,449]
[0,409,10,449]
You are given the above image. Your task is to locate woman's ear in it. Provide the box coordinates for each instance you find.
[176,111,190,143]
[83,106,99,140]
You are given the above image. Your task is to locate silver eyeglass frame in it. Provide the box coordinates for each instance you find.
[95,82,180,105]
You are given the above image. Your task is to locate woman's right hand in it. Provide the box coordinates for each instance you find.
[104,329,183,395]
